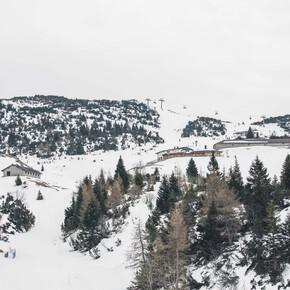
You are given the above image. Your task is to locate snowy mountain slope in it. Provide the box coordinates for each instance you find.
[0,99,289,290]
[0,96,163,156]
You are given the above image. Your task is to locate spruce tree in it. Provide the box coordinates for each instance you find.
[78,197,104,253]
[281,214,290,265]
[245,156,271,233]
[8,199,35,233]
[156,176,171,214]
[93,179,107,215]
[247,201,285,284]
[228,157,244,200]
[114,156,129,192]
[36,190,44,200]
[153,167,160,182]
[203,173,243,246]
[186,158,198,182]
[15,175,22,186]
[62,197,78,232]
[82,197,101,231]
[134,170,144,189]
[270,175,284,208]
[99,169,106,187]
[246,126,254,138]
[169,172,181,198]
[207,152,220,175]
[281,154,290,191]
[201,199,222,260]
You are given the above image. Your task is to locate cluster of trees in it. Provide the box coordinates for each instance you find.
[181,117,226,138]
[129,154,290,289]
[0,95,163,156]
[0,193,35,239]
[62,156,160,258]
[252,114,290,134]
[246,126,256,138]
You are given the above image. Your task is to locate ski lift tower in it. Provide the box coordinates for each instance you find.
[261,115,266,126]
[159,98,165,110]
[145,98,151,107]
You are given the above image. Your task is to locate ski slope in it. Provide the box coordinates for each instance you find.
[0,105,289,290]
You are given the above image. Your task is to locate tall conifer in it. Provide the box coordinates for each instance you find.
[114,156,129,192]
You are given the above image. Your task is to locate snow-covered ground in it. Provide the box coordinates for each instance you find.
[0,105,289,290]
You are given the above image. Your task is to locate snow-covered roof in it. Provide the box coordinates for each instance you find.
[156,147,194,155]
[2,164,41,175]
[218,138,290,145]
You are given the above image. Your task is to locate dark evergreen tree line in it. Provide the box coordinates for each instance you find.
[131,154,290,288]
[181,117,226,138]
[0,95,164,156]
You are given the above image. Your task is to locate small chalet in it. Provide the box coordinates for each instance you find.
[156,147,221,161]
[2,164,41,178]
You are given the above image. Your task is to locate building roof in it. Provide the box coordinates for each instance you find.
[2,164,41,175]
[156,147,194,155]
[216,138,290,145]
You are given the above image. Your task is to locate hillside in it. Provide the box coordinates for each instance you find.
[252,114,290,135]
[0,98,289,290]
[0,95,163,156]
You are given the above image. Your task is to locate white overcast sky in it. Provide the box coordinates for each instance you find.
[0,0,290,117]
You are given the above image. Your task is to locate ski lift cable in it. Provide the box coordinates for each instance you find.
[162,100,262,119]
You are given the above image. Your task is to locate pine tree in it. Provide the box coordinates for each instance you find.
[156,176,171,214]
[15,175,22,186]
[207,152,220,175]
[245,156,272,233]
[77,196,105,255]
[114,156,129,192]
[280,214,290,265]
[199,173,244,259]
[7,199,35,233]
[246,126,254,138]
[36,190,44,200]
[228,157,244,200]
[270,175,284,208]
[153,167,160,182]
[93,179,107,215]
[201,199,222,260]
[62,197,78,232]
[134,170,144,189]
[264,200,280,235]
[169,172,181,199]
[247,200,285,283]
[186,158,198,183]
[76,139,85,155]
[99,169,106,188]
[280,154,290,192]
[82,196,101,231]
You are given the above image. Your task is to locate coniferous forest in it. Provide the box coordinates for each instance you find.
[62,154,290,289]
[0,95,163,156]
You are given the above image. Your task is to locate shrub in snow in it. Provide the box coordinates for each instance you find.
[0,194,35,234]
[15,175,22,186]
[36,190,44,200]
